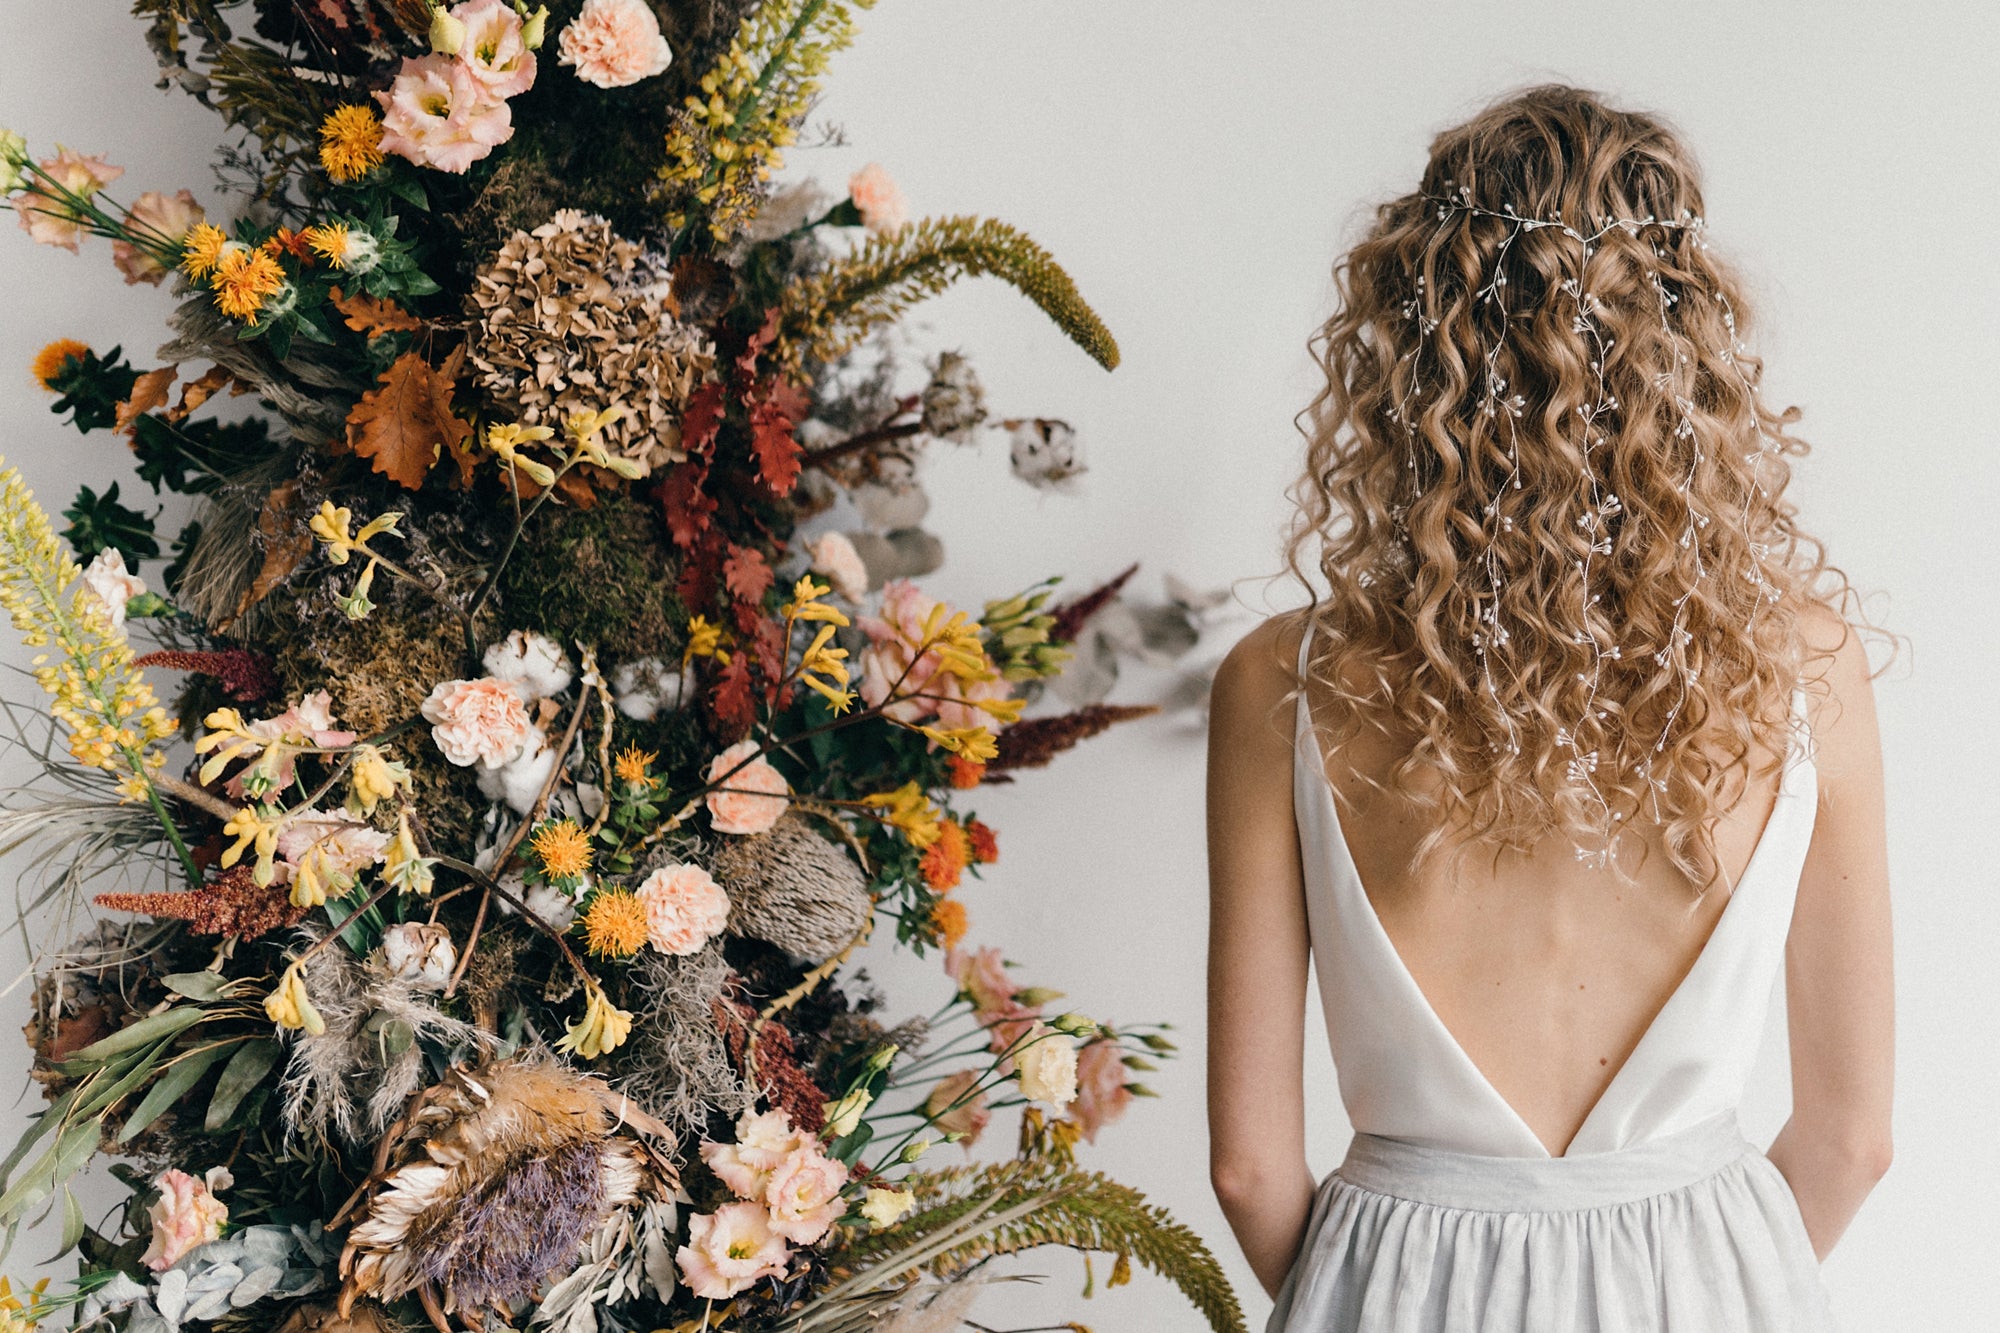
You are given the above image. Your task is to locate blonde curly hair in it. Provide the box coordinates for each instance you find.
[1286,84,1875,892]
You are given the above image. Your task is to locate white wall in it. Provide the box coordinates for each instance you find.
[1,2,1994,1329]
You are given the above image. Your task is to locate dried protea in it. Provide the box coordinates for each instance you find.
[335,1056,677,1331]
[466,210,713,481]
[710,813,872,962]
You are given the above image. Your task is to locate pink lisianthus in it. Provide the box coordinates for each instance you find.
[846,162,907,235]
[140,1166,231,1272]
[856,580,1011,729]
[1068,1036,1137,1144]
[224,690,360,798]
[923,1068,992,1149]
[944,944,1044,1056]
[700,1107,808,1199]
[275,817,390,886]
[113,188,205,284]
[12,147,122,251]
[634,861,731,955]
[375,55,513,174]
[451,0,537,98]
[557,0,674,89]
[675,1200,790,1299]
[421,676,535,769]
[704,739,789,835]
[764,1141,849,1244]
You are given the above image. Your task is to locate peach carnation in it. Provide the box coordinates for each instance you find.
[141,1166,231,1272]
[676,1200,790,1300]
[1068,1036,1137,1144]
[634,861,731,955]
[705,739,789,834]
[421,676,535,769]
[114,188,205,284]
[847,162,908,235]
[375,54,513,174]
[452,0,537,98]
[13,148,122,252]
[764,1141,849,1244]
[557,0,673,89]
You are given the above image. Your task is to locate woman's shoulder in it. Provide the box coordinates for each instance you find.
[1208,611,1312,760]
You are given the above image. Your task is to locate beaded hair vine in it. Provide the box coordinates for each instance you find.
[1385,179,1781,866]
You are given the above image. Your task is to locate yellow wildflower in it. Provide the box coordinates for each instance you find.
[318,105,385,183]
[302,222,351,266]
[29,338,87,391]
[557,981,633,1059]
[562,406,643,480]
[796,622,853,713]
[219,805,282,886]
[861,781,943,850]
[531,819,593,881]
[612,745,657,789]
[210,246,287,324]
[484,422,558,487]
[347,744,412,816]
[581,889,648,959]
[684,614,729,664]
[383,809,435,895]
[309,501,403,563]
[265,960,326,1035]
[180,222,229,278]
[917,724,998,762]
[0,1274,49,1332]
[783,575,849,627]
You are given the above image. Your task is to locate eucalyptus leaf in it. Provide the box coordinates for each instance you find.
[161,972,229,1003]
[57,1183,84,1256]
[0,1118,100,1223]
[206,1039,282,1132]
[119,1041,238,1144]
[67,1007,209,1065]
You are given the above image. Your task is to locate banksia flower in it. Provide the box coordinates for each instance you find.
[0,462,175,799]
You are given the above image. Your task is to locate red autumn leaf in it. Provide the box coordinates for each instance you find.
[723,544,773,605]
[680,382,726,459]
[117,366,176,438]
[344,347,471,490]
[676,529,724,607]
[657,460,718,549]
[748,379,808,497]
[710,654,757,735]
[736,307,781,379]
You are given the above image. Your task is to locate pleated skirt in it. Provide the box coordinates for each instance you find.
[1267,1111,1839,1333]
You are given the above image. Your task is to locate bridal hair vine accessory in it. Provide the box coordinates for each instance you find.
[1388,179,1782,866]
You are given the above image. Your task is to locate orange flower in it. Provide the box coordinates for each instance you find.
[180,222,229,279]
[965,818,998,865]
[262,227,314,261]
[930,897,968,949]
[319,105,386,183]
[581,888,648,958]
[210,247,287,324]
[30,338,88,390]
[945,755,985,788]
[920,819,969,892]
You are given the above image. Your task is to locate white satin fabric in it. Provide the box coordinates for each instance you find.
[1272,623,1838,1331]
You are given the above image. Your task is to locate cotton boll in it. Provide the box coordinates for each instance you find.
[1007,418,1085,492]
[376,923,456,990]
[477,729,559,814]
[612,656,693,721]
[482,630,574,700]
[522,879,580,931]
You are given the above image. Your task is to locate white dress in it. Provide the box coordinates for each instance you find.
[1270,625,1840,1332]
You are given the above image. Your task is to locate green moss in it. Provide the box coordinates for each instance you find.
[494,489,687,667]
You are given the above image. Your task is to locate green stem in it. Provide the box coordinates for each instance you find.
[137,764,202,887]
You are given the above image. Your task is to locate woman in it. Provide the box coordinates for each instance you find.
[1206,85,1892,1331]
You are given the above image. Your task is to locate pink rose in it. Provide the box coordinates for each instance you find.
[421,676,535,769]
[140,1166,231,1272]
[375,55,513,174]
[452,0,537,98]
[13,148,122,251]
[114,188,205,284]
[856,580,1012,729]
[700,1107,808,1199]
[676,1201,790,1299]
[634,861,731,955]
[1068,1036,1136,1144]
[923,1068,991,1149]
[764,1141,849,1244]
[847,162,907,235]
[557,0,674,89]
[704,739,789,835]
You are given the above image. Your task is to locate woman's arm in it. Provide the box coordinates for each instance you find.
[1765,605,1895,1258]
[1206,616,1320,1299]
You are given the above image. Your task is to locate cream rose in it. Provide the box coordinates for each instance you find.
[704,739,789,835]
[634,861,731,955]
[421,676,535,769]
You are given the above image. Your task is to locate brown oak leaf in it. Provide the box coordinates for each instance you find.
[169,364,244,422]
[331,285,423,337]
[222,480,314,630]
[344,346,470,490]
[116,365,176,438]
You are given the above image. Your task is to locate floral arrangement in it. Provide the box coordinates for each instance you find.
[0,3,1239,1333]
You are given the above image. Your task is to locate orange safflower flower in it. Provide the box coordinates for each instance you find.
[210,247,286,324]
[319,105,385,183]
[945,754,986,788]
[965,818,998,865]
[30,338,89,390]
[581,889,648,959]
[920,819,969,892]
[930,897,968,949]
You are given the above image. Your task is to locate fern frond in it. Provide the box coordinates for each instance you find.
[778,215,1121,372]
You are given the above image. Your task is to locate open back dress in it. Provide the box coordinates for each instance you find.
[1268,622,1841,1332]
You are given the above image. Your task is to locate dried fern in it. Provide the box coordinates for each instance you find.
[818,1156,1245,1333]
[778,215,1120,373]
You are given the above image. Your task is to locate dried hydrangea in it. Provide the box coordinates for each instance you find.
[467,210,714,479]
